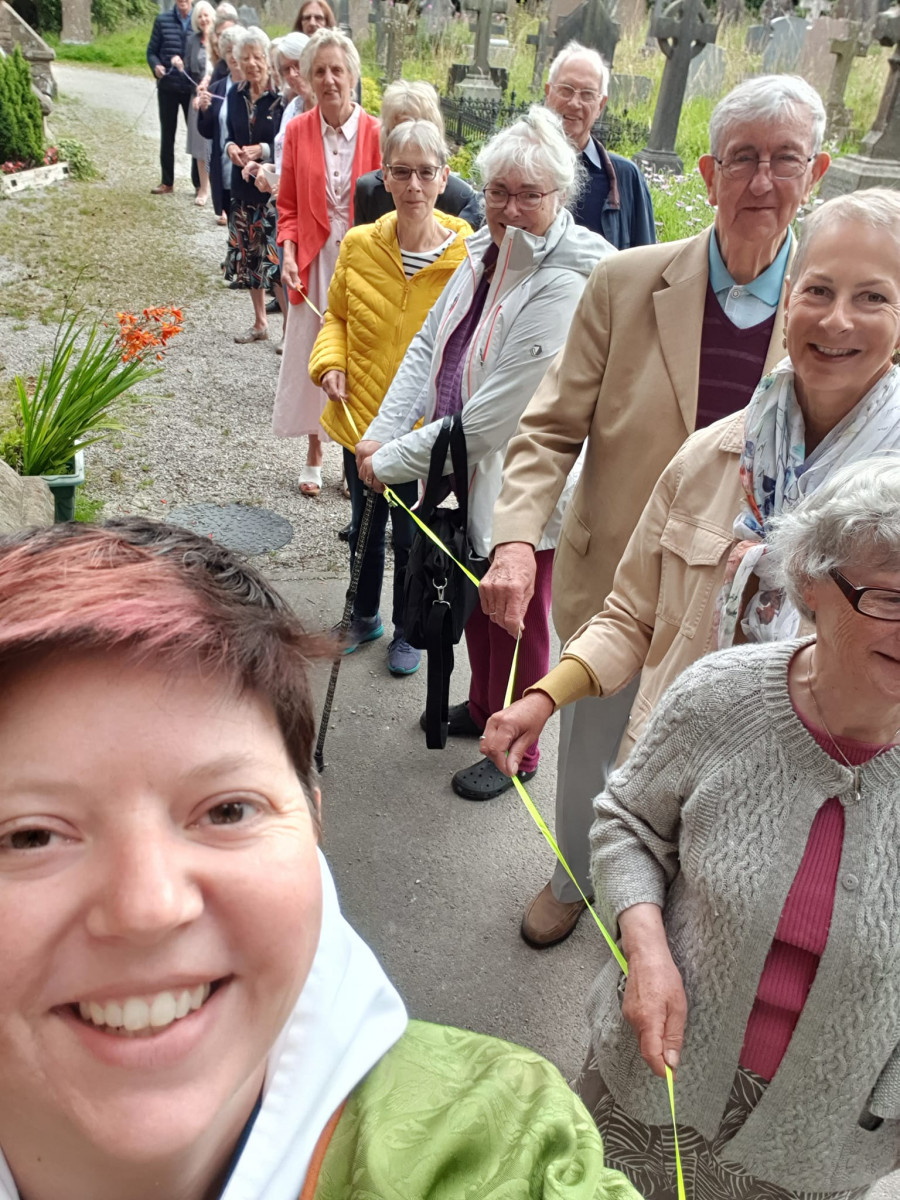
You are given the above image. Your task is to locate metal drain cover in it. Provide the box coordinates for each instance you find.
[168,503,293,555]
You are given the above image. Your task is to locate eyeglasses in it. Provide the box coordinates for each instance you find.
[830,568,900,621]
[550,83,601,105]
[482,185,558,212]
[713,151,815,181]
[384,164,442,182]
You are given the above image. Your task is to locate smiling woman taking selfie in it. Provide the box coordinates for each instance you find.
[0,517,641,1200]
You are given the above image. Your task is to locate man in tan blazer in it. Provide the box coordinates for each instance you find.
[478,75,830,948]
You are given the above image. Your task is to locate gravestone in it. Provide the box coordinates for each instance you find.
[685,39,724,96]
[347,0,370,38]
[801,0,832,18]
[634,0,718,174]
[368,0,389,67]
[825,21,870,139]
[0,2,55,98]
[798,14,849,90]
[615,0,647,34]
[745,21,770,50]
[60,0,91,43]
[237,3,260,23]
[421,0,455,36]
[719,0,745,22]
[762,13,809,69]
[555,0,621,68]
[820,3,900,194]
[609,71,653,103]
[832,0,878,21]
[382,0,415,81]
[453,0,506,99]
[528,17,551,88]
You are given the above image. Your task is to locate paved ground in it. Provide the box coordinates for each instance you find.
[30,63,900,1197]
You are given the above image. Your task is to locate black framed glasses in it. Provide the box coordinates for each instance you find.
[830,568,900,621]
[482,185,558,212]
[384,164,442,182]
[713,152,815,181]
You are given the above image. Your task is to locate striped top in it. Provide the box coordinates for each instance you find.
[400,230,456,279]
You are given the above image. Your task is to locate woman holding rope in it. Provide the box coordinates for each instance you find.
[308,119,472,673]
[356,106,614,800]
[0,516,642,1200]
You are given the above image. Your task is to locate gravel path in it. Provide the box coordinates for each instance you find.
[30,65,354,577]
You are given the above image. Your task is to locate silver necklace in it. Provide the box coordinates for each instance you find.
[806,658,900,804]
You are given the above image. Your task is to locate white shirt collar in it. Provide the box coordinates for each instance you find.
[319,102,360,141]
[581,135,602,170]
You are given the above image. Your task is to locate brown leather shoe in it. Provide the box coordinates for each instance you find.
[520,882,588,949]
[150,183,174,194]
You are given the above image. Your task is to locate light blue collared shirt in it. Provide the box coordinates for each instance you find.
[708,227,792,329]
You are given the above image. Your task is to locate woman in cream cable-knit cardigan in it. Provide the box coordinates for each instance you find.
[580,457,900,1199]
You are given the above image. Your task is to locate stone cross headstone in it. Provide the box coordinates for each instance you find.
[762,13,809,69]
[382,1,415,82]
[685,39,725,96]
[633,0,718,174]
[452,0,506,98]
[421,0,455,37]
[528,18,551,89]
[820,4,900,194]
[825,20,870,139]
[60,0,91,43]
[554,0,621,68]
[368,0,389,68]
[798,14,848,90]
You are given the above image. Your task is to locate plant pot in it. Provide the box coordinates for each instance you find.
[0,161,69,196]
[42,449,85,522]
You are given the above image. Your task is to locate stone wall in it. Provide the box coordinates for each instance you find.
[0,1,56,100]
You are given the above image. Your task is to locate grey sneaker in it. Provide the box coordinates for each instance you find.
[388,630,421,676]
[334,613,384,654]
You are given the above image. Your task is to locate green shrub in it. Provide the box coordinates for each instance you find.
[0,48,43,164]
[17,0,155,35]
[57,136,100,180]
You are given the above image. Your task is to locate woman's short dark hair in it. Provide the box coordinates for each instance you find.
[0,518,327,814]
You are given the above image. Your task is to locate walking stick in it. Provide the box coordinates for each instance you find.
[314,484,379,773]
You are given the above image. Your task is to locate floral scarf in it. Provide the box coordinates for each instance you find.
[716,358,900,648]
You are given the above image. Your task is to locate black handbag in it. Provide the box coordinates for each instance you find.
[402,414,487,749]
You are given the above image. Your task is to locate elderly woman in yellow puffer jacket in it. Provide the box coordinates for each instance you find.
[309,118,472,676]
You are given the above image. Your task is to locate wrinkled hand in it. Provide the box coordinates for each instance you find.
[480,691,554,777]
[154,63,167,78]
[619,904,687,1079]
[227,143,248,167]
[355,439,382,475]
[196,86,212,110]
[321,370,347,402]
[241,161,259,182]
[357,454,385,494]
[281,252,300,293]
[254,165,277,194]
[244,143,264,162]
[480,542,537,637]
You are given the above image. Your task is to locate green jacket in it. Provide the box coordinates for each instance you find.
[310,1021,643,1199]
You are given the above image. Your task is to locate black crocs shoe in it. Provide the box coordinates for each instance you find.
[419,700,484,738]
[451,757,537,802]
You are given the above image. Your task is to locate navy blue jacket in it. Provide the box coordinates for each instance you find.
[225,83,282,205]
[146,8,193,93]
[197,76,230,214]
[573,136,656,250]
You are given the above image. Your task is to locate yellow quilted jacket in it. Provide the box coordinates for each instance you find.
[310,210,473,451]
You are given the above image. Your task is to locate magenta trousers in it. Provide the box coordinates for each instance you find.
[464,548,554,774]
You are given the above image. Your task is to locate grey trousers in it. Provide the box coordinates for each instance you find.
[550,680,641,904]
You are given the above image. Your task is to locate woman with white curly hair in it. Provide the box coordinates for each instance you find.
[356,105,615,799]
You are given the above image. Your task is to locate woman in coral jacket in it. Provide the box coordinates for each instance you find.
[309,119,472,676]
[272,27,381,497]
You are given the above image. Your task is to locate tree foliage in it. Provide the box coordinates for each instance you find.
[12,0,156,36]
[0,48,43,164]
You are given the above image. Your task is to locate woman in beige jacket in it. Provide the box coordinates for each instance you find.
[482,189,900,770]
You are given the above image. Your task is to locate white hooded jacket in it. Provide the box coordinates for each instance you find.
[367,208,615,558]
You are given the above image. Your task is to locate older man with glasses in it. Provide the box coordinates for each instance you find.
[480,74,830,949]
[544,40,656,250]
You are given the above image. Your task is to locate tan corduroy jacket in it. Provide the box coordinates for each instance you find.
[490,226,790,642]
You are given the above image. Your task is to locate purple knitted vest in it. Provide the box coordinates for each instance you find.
[695,282,777,430]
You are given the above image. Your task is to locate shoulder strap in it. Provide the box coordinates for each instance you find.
[423,600,454,749]
[418,416,452,520]
[297,1103,346,1200]
[448,414,471,530]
